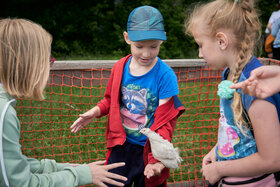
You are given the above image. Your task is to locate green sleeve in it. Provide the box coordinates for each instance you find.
[1,106,92,187]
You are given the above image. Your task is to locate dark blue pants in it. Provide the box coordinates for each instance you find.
[106,141,165,187]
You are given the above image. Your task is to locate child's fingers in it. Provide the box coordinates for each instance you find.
[229,81,246,89]
[79,113,89,118]
[144,166,153,178]
[105,162,126,170]
[250,67,264,78]
[70,117,83,128]
[71,127,78,133]
[92,160,107,165]
[71,125,83,133]
[146,170,154,179]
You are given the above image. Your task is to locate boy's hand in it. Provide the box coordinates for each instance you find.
[144,162,165,179]
[70,106,100,133]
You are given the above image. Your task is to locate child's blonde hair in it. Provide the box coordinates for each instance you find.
[186,0,261,133]
[0,18,52,100]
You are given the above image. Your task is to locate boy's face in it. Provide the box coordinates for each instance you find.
[124,32,162,67]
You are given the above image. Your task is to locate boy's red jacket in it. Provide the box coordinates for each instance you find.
[97,55,185,186]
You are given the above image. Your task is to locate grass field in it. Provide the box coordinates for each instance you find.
[16,81,220,183]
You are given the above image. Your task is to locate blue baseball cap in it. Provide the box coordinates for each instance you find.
[127,5,166,42]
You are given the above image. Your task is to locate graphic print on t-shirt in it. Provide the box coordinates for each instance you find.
[217,108,240,157]
[121,86,148,131]
[120,85,158,141]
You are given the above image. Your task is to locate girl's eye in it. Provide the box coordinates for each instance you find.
[136,46,143,49]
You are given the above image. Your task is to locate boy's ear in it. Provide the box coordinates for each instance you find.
[123,32,131,44]
[216,32,228,50]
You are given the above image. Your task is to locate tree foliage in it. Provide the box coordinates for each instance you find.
[0,0,277,59]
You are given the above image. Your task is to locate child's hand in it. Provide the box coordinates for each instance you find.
[88,160,127,187]
[202,145,217,167]
[70,106,100,133]
[230,65,280,99]
[201,162,221,185]
[144,162,165,179]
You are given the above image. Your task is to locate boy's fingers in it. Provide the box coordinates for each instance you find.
[146,170,154,179]
[79,114,86,118]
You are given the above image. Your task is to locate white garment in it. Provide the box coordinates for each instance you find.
[266,10,280,33]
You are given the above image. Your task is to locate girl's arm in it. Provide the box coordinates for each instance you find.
[3,113,92,187]
[202,99,280,184]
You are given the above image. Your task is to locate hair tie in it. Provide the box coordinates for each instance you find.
[217,80,236,99]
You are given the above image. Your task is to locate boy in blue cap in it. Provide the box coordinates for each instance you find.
[71,5,185,187]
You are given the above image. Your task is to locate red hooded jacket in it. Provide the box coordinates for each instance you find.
[97,55,185,186]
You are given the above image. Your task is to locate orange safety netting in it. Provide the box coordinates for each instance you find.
[16,58,279,186]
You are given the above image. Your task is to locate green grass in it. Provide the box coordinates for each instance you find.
[16,81,220,183]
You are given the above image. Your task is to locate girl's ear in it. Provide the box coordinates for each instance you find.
[216,32,228,50]
[123,32,131,45]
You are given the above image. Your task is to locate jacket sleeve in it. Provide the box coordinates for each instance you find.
[96,55,131,118]
[2,106,92,187]
[146,96,185,164]
[97,65,115,117]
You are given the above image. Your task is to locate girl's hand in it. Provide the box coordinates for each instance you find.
[202,146,217,167]
[70,106,100,133]
[201,162,221,185]
[88,160,127,187]
[144,162,165,179]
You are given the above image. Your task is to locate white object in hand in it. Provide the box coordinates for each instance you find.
[140,128,183,169]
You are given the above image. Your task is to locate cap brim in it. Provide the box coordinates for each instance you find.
[128,30,166,41]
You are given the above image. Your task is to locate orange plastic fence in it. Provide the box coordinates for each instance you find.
[16,58,279,187]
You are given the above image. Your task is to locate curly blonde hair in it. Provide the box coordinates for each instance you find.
[186,0,261,134]
[0,18,52,99]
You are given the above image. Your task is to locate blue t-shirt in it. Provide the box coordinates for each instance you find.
[120,57,179,146]
[216,56,280,161]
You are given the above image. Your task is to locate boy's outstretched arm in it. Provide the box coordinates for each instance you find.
[230,65,280,98]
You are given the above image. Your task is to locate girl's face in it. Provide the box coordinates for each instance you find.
[193,27,228,70]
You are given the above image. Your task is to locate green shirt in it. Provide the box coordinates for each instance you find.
[0,86,92,187]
